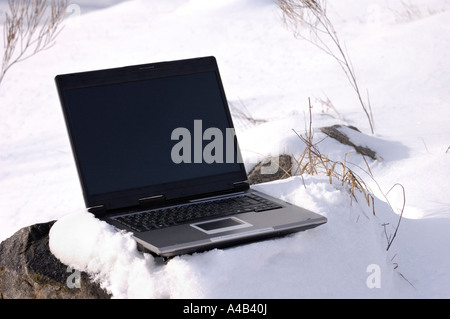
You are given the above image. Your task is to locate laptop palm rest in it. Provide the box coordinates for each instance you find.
[191,217,252,235]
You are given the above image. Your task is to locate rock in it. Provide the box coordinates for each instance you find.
[319,125,378,160]
[248,154,292,185]
[0,221,111,299]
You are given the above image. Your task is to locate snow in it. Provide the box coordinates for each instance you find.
[1,0,450,299]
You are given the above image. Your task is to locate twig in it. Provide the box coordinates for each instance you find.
[1,0,69,86]
[278,0,375,134]
[418,137,430,153]
[385,183,406,251]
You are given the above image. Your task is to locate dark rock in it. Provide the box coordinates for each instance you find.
[319,125,378,160]
[248,154,292,185]
[0,221,111,299]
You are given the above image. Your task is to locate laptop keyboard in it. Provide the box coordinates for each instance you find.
[113,193,283,232]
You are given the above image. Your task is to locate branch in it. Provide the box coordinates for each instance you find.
[385,183,406,251]
[0,0,69,86]
[277,0,375,134]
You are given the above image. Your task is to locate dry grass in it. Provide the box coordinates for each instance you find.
[277,0,375,134]
[315,95,344,121]
[1,0,69,86]
[390,1,450,23]
[283,98,406,251]
[282,98,376,213]
[229,99,267,130]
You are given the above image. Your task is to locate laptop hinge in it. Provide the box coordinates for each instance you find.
[88,204,106,214]
[138,194,166,207]
[234,181,250,192]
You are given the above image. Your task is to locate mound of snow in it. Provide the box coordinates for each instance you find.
[50,176,411,298]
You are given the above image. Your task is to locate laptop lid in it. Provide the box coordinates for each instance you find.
[55,56,248,212]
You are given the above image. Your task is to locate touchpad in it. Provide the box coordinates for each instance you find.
[191,217,252,235]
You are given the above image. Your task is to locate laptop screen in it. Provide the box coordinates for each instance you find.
[57,58,246,208]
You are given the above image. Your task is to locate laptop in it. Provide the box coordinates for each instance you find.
[55,56,327,257]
